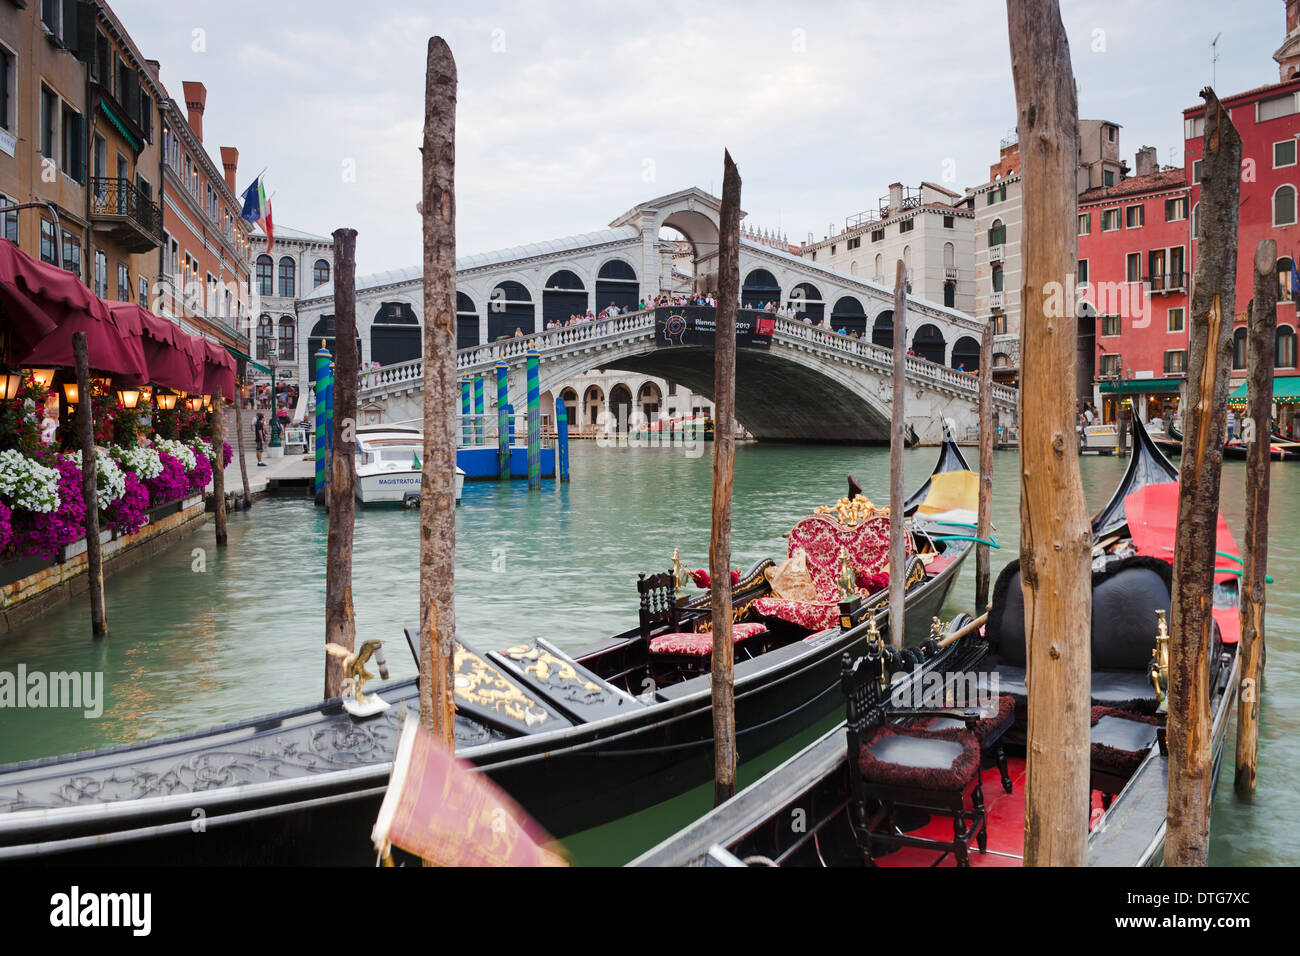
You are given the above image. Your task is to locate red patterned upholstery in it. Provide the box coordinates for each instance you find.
[754,513,913,630]
[649,622,767,655]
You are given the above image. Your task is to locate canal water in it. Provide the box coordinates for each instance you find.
[1,441,1295,865]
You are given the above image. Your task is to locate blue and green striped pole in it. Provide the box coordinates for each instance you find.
[473,376,484,445]
[460,377,471,446]
[313,343,332,497]
[555,394,570,483]
[496,361,509,480]
[526,346,540,489]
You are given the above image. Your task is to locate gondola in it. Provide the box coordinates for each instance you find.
[631,416,1240,868]
[0,432,977,865]
[1223,435,1300,461]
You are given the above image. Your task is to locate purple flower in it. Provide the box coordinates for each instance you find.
[0,500,12,553]
[106,470,149,537]
[11,456,86,560]
[188,451,212,493]
[144,451,189,505]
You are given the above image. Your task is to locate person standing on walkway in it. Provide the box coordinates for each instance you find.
[254,413,269,466]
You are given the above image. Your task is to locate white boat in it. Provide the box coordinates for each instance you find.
[354,424,465,505]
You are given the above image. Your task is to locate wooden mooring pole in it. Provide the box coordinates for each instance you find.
[975,319,994,610]
[210,384,227,546]
[232,366,252,508]
[325,228,359,700]
[711,149,741,806]
[1167,88,1240,866]
[1007,0,1092,866]
[418,37,459,747]
[888,260,907,650]
[1234,239,1275,797]
[73,331,107,639]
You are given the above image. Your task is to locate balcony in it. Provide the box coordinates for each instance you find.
[989,291,1005,309]
[944,266,959,280]
[90,178,163,253]
[989,244,1005,263]
[1145,271,1188,294]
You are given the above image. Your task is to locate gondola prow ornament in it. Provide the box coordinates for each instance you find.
[325,640,391,717]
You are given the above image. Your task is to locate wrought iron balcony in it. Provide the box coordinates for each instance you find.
[89,178,163,252]
[1144,271,1188,294]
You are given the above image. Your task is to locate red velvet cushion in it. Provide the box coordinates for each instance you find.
[649,622,767,655]
[857,725,980,791]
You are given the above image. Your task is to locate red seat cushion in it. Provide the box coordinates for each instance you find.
[857,725,980,792]
[649,622,766,655]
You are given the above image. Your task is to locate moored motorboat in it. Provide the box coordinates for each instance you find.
[0,432,977,865]
[354,423,465,504]
[631,416,1239,868]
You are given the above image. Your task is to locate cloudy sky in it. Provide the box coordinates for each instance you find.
[115,0,1283,275]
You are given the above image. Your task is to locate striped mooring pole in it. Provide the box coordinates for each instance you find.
[473,376,484,445]
[495,360,509,480]
[526,346,540,489]
[555,394,570,482]
[460,377,472,446]
[313,343,332,498]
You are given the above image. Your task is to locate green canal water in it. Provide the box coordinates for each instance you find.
[1,442,1296,865]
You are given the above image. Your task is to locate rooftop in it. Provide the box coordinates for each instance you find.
[1078,168,1187,203]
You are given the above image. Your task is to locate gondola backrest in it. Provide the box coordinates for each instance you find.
[841,649,892,761]
[638,571,683,638]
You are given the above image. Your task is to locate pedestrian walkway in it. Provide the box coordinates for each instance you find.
[216,448,315,498]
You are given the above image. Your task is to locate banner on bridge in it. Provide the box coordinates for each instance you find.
[653,307,774,350]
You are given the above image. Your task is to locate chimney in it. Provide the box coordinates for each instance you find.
[888,182,903,211]
[145,59,161,79]
[1134,145,1158,177]
[181,81,207,142]
[220,147,239,194]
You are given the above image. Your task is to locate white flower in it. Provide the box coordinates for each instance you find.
[191,437,218,462]
[154,438,196,471]
[67,449,127,510]
[109,444,164,481]
[0,449,62,513]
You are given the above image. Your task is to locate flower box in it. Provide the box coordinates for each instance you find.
[0,554,57,589]
[60,529,113,562]
[148,499,183,522]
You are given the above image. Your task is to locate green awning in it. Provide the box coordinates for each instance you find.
[99,100,140,153]
[1228,375,1300,405]
[225,345,270,375]
[1098,378,1185,395]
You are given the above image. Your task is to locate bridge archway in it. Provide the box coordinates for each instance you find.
[596,260,638,312]
[872,310,894,349]
[951,335,980,372]
[830,296,867,336]
[912,323,946,364]
[371,301,422,367]
[307,316,361,382]
[543,269,587,325]
[582,384,604,431]
[559,387,578,428]
[742,268,781,310]
[609,383,633,433]
[661,206,722,292]
[638,380,663,422]
[489,281,535,340]
[787,282,824,324]
[456,292,479,349]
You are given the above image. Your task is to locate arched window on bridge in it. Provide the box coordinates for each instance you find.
[638,381,663,423]
[560,388,579,429]
[456,292,479,349]
[256,256,273,297]
[596,260,638,313]
[950,335,980,372]
[256,314,273,360]
[488,281,535,340]
[278,256,296,298]
[787,282,824,324]
[313,259,330,289]
[278,316,295,362]
[742,268,780,310]
[830,296,866,337]
[608,383,633,433]
[543,269,587,326]
[872,310,893,349]
[583,384,604,431]
[912,323,946,364]
[371,301,421,367]
[307,315,362,382]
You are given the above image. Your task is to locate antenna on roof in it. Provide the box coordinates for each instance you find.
[1211,32,1222,87]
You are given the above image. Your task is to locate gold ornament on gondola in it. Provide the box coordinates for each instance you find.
[1150,609,1170,715]
[325,640,385,708]
[836,546,856,599]
[813,493,882,526]
[671,548,687,597]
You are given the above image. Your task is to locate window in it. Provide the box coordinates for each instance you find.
[943,216,954,229]
[898,218,913,233]
[1258,92,1297,123]
[871,229,884,242]
[1099,353,1121,376]
[313,259,330,288]
[992,264,1004,292]
[1185,116,1206,140]
[1078,213,1091,235]
[1104,170,1116,187]
[1164,350,1188,374]
[1274,185,1297,226]
[1126,253,1141,283]
[1165,197,1187,222]
[1107,125,1116,142]
[1101,315,1121,337]
[1280,326,1297,368]
[847,236,861,250]
[1279,257,1296,303]
[1101,209,1120,231]
[40,0,59,36]
[988,219,1005,246]
[139,276,148,308]
[0,45,13,134]
[988,185,1006,204]
[256,315,273,360]
[94,30,109,84]
[993,314,1007,334]
[278,317,295,360]
[830,244,836,255]
[278,257,295,297]
[93,250,107,297]
[62,233,80,277]
[39,218,56,263]
[117,262,129,301]
[1275,140,1297,168]
[1192,202,1200,239]
[1077,259,1089,284]
[256,255,273,296]
[1148,248,1167,290]
[1192,159,1203,184]
[40,85,57,159]
[1233,327,1247,370]
[943,282,955,308]
[1125,205,1144,228]
[206,273,218,314]
[1169,247,1185,287]
[61,103,83,182]
[0,194,16,242]
[1167,308,1184,333]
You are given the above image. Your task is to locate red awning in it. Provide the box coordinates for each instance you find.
[106,303,205,394]
[200,338,236,400]
[1124,482,1242,586]
[0,239,147,378]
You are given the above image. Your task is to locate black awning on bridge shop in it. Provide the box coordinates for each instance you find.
[949,334,981,372]
[830,295,867,336]
[306,315,361,381]
[370,301,422,366]
[456,292,480,349]
[543,269,588,325]
[911,322,946,364]
[872,310,893,349]
[488,281,535,340]
[742,268,781,310]
[787,282,824,324]
[596,260,638,312]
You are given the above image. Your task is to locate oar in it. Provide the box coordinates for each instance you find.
[932,534,1000,549]
[937,611,989,649]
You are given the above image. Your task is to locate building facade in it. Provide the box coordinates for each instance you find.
[249,224,333,393]
[970,139,1023,384]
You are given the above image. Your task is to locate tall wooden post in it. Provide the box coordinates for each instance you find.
[72,332,107,639]
[975,319,994,610]
[325,228,359,700]
[710,150,741,806]
[1235,239,1276,796]
[1007,0,1092,866]
[232,368,252,508]
[419,37,458,746]
[888,260,907,650]
[1167,88,1240,866]
[210,384,227,546]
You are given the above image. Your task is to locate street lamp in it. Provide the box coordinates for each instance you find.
[267,351,281,447]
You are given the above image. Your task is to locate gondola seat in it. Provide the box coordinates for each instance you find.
[753,513,915,632]
[637,572,768,670]
[647,622,767,655]
[1089,705,1159,804]
[915,694,1016,793]
[858,725,981,791]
